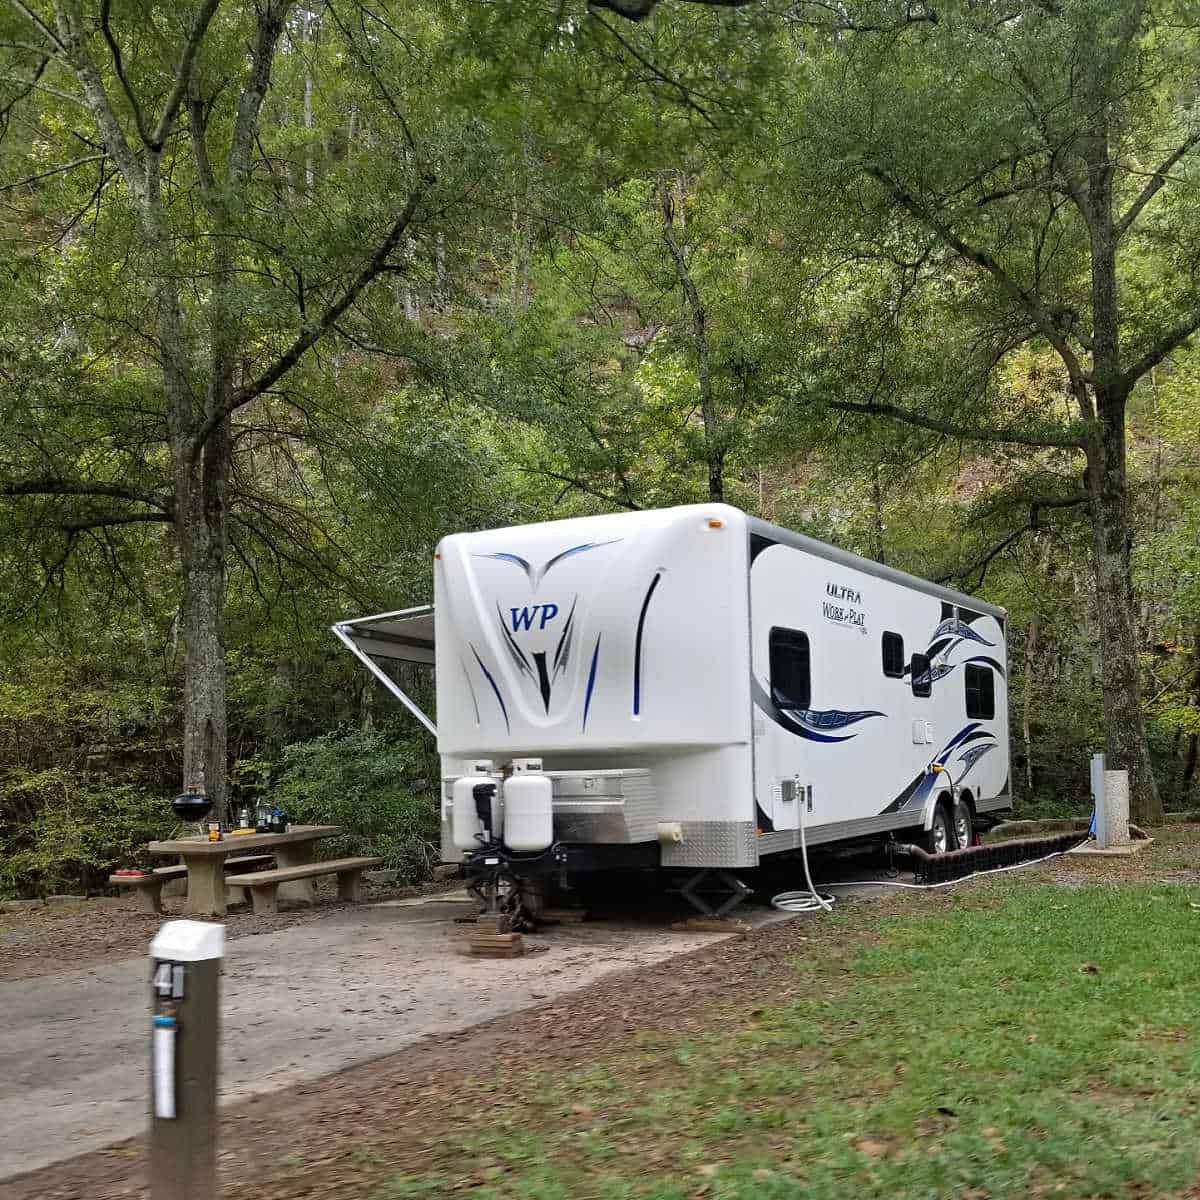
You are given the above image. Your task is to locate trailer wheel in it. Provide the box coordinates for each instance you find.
[952,796,974,850]
[924,801,952,855]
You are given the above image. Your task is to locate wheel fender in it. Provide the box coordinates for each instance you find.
[921,786,956,831]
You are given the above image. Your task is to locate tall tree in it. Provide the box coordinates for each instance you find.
[0,0,471,814]
[785,0,1200,821]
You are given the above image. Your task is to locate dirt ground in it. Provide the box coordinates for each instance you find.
[4,826,1197,1200]
[0,879,449,983]
[0,896,862,1200]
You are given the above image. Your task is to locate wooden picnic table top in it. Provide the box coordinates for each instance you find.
[147,824,340,857]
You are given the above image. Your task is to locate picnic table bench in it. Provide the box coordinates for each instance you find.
[225,856,382,914]
[146,825,343,917]
[110,855,273,914]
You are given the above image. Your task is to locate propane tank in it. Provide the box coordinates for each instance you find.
[502,758,554,852]
[452,760,500,850]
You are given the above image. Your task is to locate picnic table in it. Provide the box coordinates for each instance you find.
[147,825,341,917]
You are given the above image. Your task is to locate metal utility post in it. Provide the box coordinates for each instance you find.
[1091,753,1107,846]
[149,920,224,1200]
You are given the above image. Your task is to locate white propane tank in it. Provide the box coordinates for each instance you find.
[452,760,500,851]
[502,758,554,852]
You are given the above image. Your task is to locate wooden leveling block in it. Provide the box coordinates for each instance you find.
[463,911,527,958]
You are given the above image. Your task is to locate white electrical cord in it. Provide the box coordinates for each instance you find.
[771,796,1091,911]
[829,837,1091,891]
[770,787,835,913]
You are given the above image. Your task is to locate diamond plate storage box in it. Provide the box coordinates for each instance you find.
[549,769,656,843]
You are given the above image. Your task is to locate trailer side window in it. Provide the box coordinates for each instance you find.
[769,627,811,711]
[965,663,995,719]
[881,631,905,678]
[910,652,932,698]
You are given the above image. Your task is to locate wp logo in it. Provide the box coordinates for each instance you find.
[510,603,560,632]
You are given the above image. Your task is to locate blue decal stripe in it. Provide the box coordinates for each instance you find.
[582,635,602,731]
[633,572,662,715]
[965,654,1007,678]
[540,539,620,583]
[751,680,874,743]
[935,722,981,764]
[495,602,533,675]
[460,658,481,724]
[475,551,534,585]
[475,540,621,588]
[552,598,578,677]
[788,707,884,731]
[470,644,509,733]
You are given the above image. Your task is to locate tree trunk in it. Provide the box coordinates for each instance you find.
[1084,400,1161,823]
[1181,626,1200,794]
[303,11,319,196]
[1022,610,1038,798]
[174,446,230,822]
[869,464,885,564]
[660,179,722,502]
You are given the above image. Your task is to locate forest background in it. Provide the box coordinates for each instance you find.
[1,0,1198,896]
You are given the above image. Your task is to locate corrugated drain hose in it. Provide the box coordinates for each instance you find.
[771,794,1092,912]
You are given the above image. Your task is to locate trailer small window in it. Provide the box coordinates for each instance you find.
[881,632,905,678]
[965,663,995,719]
[769,627,811,711]
[910,652,932,698]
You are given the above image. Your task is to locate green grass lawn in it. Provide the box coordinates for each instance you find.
[378,877,1200,1199]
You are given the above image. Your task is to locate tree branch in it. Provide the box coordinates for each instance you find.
[189,180,432,456]
[588,12,719,127]
[822,398,1084,449]
[1121,313,1200,389]
[149,0,222,149]
[935,522,1032,592]
[99,0,152,146]
[228,0,291,186]
[58,511,174,532]
[0,151,106,193]
[52,0,142,191]
[869,167,1090,394]
[586,0,753,20]
[0,477,169,508]
[519,466,642,510]
[1117,132,1200,238]
[9,0,65,52]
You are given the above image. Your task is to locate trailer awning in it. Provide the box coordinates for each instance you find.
[331,606,436,736]
[334,605,435,665]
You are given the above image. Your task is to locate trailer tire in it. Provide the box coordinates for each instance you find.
[923,801,953,856]
[952,795,975,850]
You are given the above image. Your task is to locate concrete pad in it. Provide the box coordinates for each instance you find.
[0,896,742,1181]
[1068,838,1154,857]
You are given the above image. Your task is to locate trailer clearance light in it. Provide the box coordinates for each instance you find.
[708,519,724,529]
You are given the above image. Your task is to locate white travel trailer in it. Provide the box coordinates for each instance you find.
[335,504,1011,914]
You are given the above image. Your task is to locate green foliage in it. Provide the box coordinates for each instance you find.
[0,769,173,898]
[1,0,1199,889]
[273,729,440,885]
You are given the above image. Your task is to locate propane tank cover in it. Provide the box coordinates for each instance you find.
[503,760,553,852]
[452,761,500,850]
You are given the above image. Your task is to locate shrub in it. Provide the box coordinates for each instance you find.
[272,728,439,884]
[0,769,174,897]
